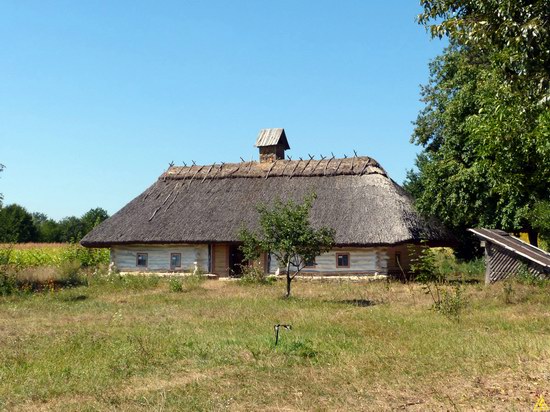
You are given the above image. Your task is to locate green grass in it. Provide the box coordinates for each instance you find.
[0,278,549,411]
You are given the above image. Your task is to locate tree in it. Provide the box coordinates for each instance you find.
[406,0,550,254]
[239,194,335,298]
[0,204,38,243]
[58,216,86,243]
[81,207,109,235]
[418,0,549,97]
[528,201,550,244]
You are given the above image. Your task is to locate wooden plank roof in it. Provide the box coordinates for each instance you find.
[255,128,290,150]
[469,228,550,269]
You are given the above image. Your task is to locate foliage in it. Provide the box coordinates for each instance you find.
[239,194,335,297]
[407,0,550,256]
[527,200,550,243]
[418,0,549,95]
[0,204,109,243]
[0,204,38,242]
[239,265,275,285]
[168,277,184,292]
[514,263,546,287]
[0,243,109,269]
[409,243,468,321]
[89,272,160,291]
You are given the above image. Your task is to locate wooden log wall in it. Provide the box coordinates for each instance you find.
[111,244,208,272]
[268,247,390,275]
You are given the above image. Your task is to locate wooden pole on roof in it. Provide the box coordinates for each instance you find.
[201,163,216,183]
[187,165,205,189]
[265,160,277,179]
[323,154,335,175]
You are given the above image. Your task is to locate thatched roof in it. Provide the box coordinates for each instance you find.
[81,156,451,247]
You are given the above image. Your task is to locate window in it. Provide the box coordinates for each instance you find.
[170,253,181,269]
[336,253,350,268]
[136,253,148,268]
[304,257,316,268]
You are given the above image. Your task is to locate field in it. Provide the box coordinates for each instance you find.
[1,275,549,411]
[0,243,109,269]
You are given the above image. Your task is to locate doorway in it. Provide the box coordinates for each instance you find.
[228,244,246,277]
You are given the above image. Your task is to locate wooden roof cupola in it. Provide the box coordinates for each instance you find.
[255,128,290,163]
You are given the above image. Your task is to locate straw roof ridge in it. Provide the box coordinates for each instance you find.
[81,158,452,247]
[162,156,386,181]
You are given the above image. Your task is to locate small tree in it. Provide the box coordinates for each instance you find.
[239,194,335,298]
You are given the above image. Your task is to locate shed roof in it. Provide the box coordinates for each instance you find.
[469,228,550,269]
[255,128,290,150]
[81,156,452,248]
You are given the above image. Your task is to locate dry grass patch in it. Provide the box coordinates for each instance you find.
[0,278,549,411]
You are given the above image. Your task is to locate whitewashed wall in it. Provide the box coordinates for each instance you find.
[269,247,389,274]
[111,244,209,272]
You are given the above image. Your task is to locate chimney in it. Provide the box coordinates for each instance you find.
[255,128,290,163]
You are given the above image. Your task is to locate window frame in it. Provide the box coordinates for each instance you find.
[170,252,182,270]
[335,252,350,268]
[136,253,148,268]
[304,257,316,268]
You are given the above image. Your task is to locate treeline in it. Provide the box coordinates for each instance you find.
[0,204,109,243]
[405,0,550,257]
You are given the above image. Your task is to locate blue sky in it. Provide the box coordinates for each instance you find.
[0,1,444,220]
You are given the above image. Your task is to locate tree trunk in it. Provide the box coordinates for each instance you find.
[285,261,291,298]
[527,229,539,248]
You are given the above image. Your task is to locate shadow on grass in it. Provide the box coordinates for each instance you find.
[334,299,376,307]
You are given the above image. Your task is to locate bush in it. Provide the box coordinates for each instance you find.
[0,271,17,296]
[57,260,87,287]
[409,243,469,321]
[439,285,467,322]
[239,265,274,285]
[168,277,184,292]
[514,264,545,287]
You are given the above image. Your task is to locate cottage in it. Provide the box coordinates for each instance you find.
[469,228,550,283]
[81,129,451,276]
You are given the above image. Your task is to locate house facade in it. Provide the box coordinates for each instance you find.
[81,129,451,276]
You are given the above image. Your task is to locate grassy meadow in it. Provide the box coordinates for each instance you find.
[1,272,549,411]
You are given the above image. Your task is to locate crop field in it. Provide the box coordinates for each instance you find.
[0,275,549,411]
[0,243,109,269]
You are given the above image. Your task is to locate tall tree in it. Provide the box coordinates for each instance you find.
[0,204,38,243]
[239,194,335,298]
[81,207,109,235]
[58,216,86,243]
[406,0,550,254]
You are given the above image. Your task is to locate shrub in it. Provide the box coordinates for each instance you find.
[57,260,87,287]
[239,265,274,285]
[168,277,184,292]
[0,271,17,296]
[409,243,469,321]
[514,264,545,287]
[439,285,467,322]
